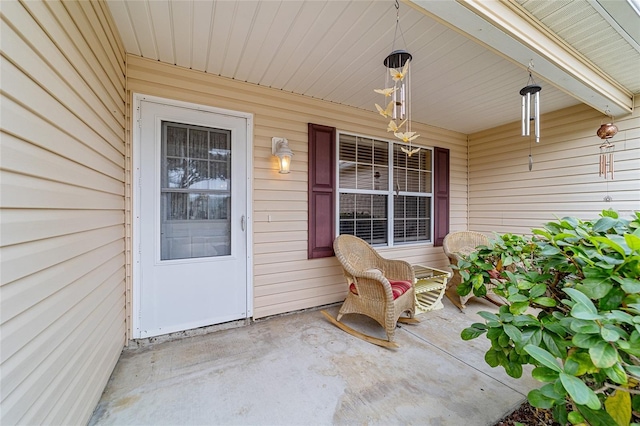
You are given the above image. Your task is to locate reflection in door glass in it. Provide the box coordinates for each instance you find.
[161,121,231,260]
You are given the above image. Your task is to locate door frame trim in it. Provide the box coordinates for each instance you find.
[132,93,254,339]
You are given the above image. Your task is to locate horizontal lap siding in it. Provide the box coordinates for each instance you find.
[126,55,467,319]
[0,1,126,424]
[468,103,640,235]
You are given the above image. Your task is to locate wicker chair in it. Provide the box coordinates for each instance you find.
[443,231,490,309]
[324,234,416,348]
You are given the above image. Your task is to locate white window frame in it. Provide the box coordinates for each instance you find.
[335,131,434,247]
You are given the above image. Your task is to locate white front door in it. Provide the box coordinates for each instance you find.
[135,97,250,338]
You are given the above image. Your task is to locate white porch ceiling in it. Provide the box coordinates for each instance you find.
[106,0,640,135]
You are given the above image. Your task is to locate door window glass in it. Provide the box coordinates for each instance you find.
[161,121,231,260]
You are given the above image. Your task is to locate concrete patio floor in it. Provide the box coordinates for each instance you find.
[89,298,540,425]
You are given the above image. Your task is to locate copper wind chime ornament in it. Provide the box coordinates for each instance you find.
[597,113,618,180]
[374,0,419,156]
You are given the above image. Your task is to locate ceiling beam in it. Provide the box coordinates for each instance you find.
[407,0,634,119]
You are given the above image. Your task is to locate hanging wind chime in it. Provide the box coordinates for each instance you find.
[597,112,617,180]
[520,61,542,170]
[374,0,419,156]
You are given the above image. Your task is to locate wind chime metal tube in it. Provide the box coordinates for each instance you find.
[521,94,526,135]
[599,142,614,179]
[534,90,540,143]
[400,82,406,118]
[520,84,542,143]
[384,50,411,121]
[597,120,617,180]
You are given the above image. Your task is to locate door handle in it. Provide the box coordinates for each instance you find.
[241,215,245,231]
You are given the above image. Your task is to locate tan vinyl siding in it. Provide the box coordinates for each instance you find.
[126,55,468,320]
[0,1,126,424]
[468,103,640,235]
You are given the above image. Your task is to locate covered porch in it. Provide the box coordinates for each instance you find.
[1,0,638,424]
[89,299,538,425]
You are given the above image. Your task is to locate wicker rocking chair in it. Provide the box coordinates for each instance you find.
[321,234,417,348]
[442,231,492,310]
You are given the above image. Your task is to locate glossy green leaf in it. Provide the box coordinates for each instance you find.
[543,322,567,337]
[512,315,539,327]
[554,232,578,241]
[539,382,565,400]
[564,351,597,376]
[509,301,530,315]
[461,326,486,340]
[625,365,640,379]
[542,331,565,358]
[589,341,618,368]
[573,333,603,348]
[567,411,585,425]
[532,229,552,239]
[577,278,613,299]
[576,404,617,426]
[499,312,514,323]
[486,327,502,340]
[564,287,598,313]
[520,328,542,349]
[559,372,601,409]
[600,325,621,342]
[532,366,560,382]
[477,311,500,322]
[507,293,529,303]
[533,297,557,307]
[528,389,555,409]
[505,361,523,378]
[615,277,640,294]
[625,233,640,251]
[593,217,618,233]
[484,349,502,368]
[529,283,547,299]
[591,236,626,256]
[457,281,472,296]
[606,310,634,325]
[541,245,561,256]
[524,345,562,372]
[498,331,511,347]
[503,324,522,344]
[603,362,628,385]
[569,319,600,334]
[571,303,604,320]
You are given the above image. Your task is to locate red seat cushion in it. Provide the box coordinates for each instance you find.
[349,280,412,300]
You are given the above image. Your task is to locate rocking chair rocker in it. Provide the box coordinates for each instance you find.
[322,234,417,348]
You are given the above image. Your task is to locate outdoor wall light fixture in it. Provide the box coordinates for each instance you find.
[520,61,542,144]
[374,0,419,157]
[272,137,293,174]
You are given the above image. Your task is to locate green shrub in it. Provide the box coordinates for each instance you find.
[458,210,640,425]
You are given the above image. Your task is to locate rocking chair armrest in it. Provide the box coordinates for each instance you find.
[378,258,415,282]
[350,274,395,301]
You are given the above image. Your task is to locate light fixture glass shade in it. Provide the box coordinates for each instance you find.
[272,137,293,174]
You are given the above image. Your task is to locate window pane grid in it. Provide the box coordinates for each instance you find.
[339,136,389,191]
[338,133,432,245]
[161,121,232,260]
[393,144,432,194]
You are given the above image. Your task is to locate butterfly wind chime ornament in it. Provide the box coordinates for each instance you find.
[374,0,419,156]
[597,112,618,180]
